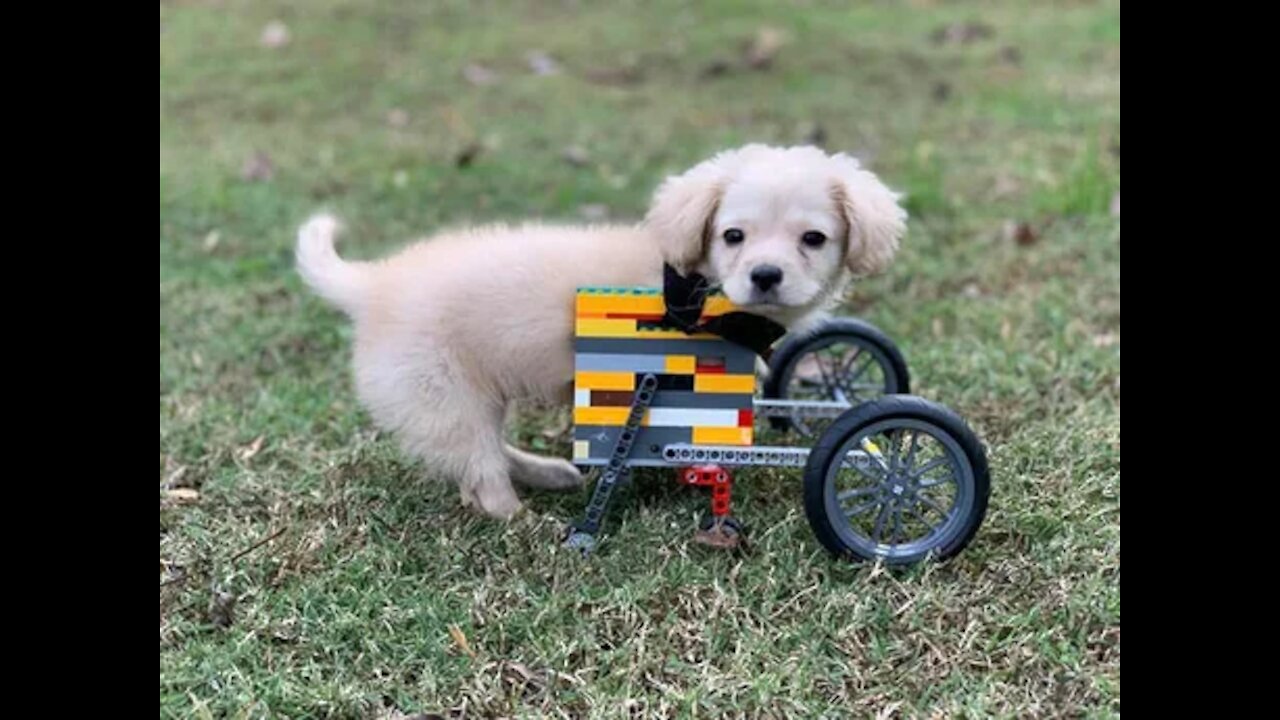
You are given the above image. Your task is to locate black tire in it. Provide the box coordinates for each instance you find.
[802,395,989,565]
[763,318,910,435]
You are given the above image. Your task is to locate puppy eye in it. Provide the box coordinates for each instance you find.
[723,228,745,245]
[801,231,827,248]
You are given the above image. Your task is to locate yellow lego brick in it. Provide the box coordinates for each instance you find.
[575,318,639,338]
[701,296,738,316]
[664,355,696,374]
[574,371,636,391]
[574,406,642,426]
[576,294,667,316]
[692,426,753,445]
[573,440,591,460]
[694,374,756,393]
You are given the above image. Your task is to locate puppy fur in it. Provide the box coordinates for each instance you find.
[297,144,906,519]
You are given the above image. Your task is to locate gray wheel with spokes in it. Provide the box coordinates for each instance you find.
[763,318,910,437]
[803,396,989,565]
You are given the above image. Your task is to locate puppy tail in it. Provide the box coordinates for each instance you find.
[296,213,368,315]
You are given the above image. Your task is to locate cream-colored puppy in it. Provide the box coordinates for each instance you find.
[297,144,906,519]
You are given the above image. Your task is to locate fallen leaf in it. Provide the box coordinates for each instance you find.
[239,435,265,461]
[1000,319,1012,341]
[1003,220,1039,246]
[259,20,290,49]
[448,625,477,658]
[241,151,274,181]
[501,661,546,696]
[387,108,410,128]
[930,21,995,45]
[462,63,499,86]
[562,145,590,167]
[208,590,236,628]
[962,282,981,298]
[699,60,733,79]
[745,27,785,69]
[1092,332,1118,348]
[202,230,221,252]
[526,50,561,76]
[875,701,903,720]
[1110,191,1120,218]
[932,318,944,338]
[989,173,1022,200]
[584,65,644,86]
[162,463,189,489]
[165,488,200,503]
[455,142,484,168]
[393,170,409,188]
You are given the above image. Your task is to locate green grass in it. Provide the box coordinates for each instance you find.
[160,1,1120,717]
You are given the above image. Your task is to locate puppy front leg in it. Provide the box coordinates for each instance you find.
[458,450,524,520]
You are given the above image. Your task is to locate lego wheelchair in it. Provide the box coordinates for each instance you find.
[563,280,990,566]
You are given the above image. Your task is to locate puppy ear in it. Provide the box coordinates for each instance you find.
[644,151,739,273]
[831,153,908,277]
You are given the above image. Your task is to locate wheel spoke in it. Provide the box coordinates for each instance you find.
[918,471,955,488]
[886,429,903,471]
[906,503,938,535]
[843,456,885,482]
[902,431,921,472]
[814,350,840,397]
[837,346,865,379]
[846,357,878,386]
[909,457,948,479]
[837,486,879,503]
[891,507,904,545]
[871,501,893,543]
[843,499,881,518]
[918,492,951,519]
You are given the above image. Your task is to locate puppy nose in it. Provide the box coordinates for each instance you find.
[750,264,784,292]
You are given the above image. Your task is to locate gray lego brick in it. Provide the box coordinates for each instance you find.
[574,337,757,373]
[573,425,692,464]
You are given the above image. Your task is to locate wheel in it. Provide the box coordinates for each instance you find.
[763,318,910,437]
[802,396,989,565]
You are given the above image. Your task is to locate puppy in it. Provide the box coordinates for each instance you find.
[297,144,906,518]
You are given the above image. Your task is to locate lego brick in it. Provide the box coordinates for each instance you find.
[655,374,695,391]
[575,289,737,318]
[663,355,696,374]
[694,374,757,393]
[576,294,667,316]
[692,426,754,445]
[575,317,639,338]
[653,390,753,409]
[575,353,670,373]
[647,407,742,428]
[572,406,747,428]
[575,317,719,340]
[589,389,751,409]
[573,425,693,464]
[574,389,591,407]
[573,406,634,427]
[589,390,636,407]
[574,371,636,391]
[573,440,590,460]
[573,338,757,372]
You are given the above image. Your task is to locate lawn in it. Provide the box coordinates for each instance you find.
[160,1,1120,717]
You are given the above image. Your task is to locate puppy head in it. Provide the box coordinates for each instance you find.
[643,144,906,323]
